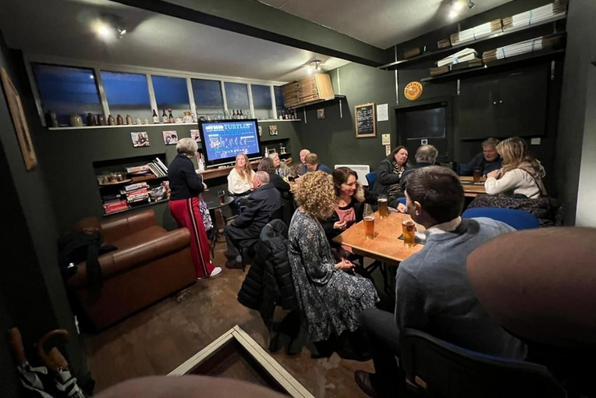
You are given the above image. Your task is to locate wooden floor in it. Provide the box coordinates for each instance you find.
[83,244,376,397]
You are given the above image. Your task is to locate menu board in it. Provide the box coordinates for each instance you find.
[355,103,376,138]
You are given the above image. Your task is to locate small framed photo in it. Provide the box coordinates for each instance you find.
[317,108,325,119]
[269,125,278,136]
[258,126,263,137]
[163,130,178,145]
[131,132,150,147]
[190,129,201,143]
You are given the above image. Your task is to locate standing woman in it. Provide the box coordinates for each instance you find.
[485,137,547,199]
[168,138,222,278]
[372,146,409,198]
[227,153,254,196]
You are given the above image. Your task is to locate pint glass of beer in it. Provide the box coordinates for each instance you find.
[402,219,416,248]
[218,190,226,204]
[473,167,482,183]
[363,204,374,239]
[378,195,389,219]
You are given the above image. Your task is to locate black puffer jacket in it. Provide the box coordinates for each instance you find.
[238,220,297,326]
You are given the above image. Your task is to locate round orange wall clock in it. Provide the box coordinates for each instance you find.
[404,82,423,101]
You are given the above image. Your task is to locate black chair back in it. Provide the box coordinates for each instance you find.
[401,328,567,398]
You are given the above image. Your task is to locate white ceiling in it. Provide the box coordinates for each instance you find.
[0,0,350,83]
[259,0,513,49]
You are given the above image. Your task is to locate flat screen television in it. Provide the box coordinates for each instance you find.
[198,119,262,167]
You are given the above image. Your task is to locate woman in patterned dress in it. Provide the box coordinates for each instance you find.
[288,171,379,343]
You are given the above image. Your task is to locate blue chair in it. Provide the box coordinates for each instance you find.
[401,328,567,398]
[365,172,377,188]
[397,197,407,206]
[462,207,539,230]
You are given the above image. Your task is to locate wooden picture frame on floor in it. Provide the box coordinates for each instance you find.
[355,103,376,138]
[169,325,314,398]
[1,68,37,171]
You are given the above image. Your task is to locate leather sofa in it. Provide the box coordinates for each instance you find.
[68,209,195,330]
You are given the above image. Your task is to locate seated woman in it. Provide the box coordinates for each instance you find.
[269,153,291,178]
[321,167,377,257]
[485,137,546,199]
[258,157,291,196]
[288,171,379,345]
[227,153,254,196]
[372,146,409,199]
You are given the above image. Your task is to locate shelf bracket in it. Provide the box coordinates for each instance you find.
[303,108,307,124]
[550,60,556,81]
[457,79,461,96]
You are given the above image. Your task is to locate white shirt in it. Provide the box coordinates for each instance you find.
[484,169,540,199]
[227,168,254,194]
[426,216,462,235]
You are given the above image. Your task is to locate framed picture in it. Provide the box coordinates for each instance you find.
[131,132,150,147]
[258,125,263,137]
[354,103,376,138]
[163,130,178,145]
[317,108,325,119]
[190,129,201,143]
[269,125,278,136]
[1,68,37,170]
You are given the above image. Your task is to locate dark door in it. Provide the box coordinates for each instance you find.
[397,100,453,163]
[458,76,499,139]
[496,64,549,138]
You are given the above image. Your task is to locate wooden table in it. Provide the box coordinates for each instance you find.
[333,211,425,267]
[460,176,487,198]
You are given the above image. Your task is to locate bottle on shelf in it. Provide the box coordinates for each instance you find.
[277,110,282,120]
[116,114,124,125]
[162,109,168,124]
[126,114,133,125]
[168,109,174,124]
[152,109,159,124]
[232,110,237,119]
[239,109,244,119]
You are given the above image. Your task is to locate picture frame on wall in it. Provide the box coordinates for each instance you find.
[317,109,325,119]
[269,125,278,136]
[354,103,376,138]
[131,132,150,147]
[1,68,37,170]
[190,129,201,143]
[163,130,178,145]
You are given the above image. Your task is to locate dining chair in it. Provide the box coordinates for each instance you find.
[365,172,377,188]
[462,207,540,230]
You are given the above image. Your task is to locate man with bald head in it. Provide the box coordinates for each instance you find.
[224,171,281,269]
[296,148,310,176]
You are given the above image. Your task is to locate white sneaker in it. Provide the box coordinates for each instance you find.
[209,267,222,278]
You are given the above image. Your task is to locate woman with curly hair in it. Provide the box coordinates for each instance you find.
[288,171,379,344]
[321,167,377,256]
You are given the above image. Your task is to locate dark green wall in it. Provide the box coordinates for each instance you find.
[36,119,301,231]
[0,35,87,393]
[299,65,396,171]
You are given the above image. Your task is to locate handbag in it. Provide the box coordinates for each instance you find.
[199,195,213,231]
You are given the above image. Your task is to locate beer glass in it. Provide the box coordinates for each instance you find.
[402,219,416,248]
[363,204,374,240]
[473,166,482,183]
[218,190,226,204]
[378,195,389,219]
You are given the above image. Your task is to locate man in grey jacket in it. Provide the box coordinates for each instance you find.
[355,166,526,398]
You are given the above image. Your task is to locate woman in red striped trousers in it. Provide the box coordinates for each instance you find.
[168,138,222,278]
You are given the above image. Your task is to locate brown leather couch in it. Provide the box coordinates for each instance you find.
[68,209,195,330]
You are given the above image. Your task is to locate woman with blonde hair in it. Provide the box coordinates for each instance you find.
[485,137,546,199]
[168,138,221,278]
[288,171,378,344]
[227,153,254,196]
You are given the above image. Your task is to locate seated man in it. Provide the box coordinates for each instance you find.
[355,166,526,398]
[269,152,291,178]
[296,148,311,176]
[399,144,438,192]
[459,137,502,176]
[224,171,281,269]
[305,152,332,174]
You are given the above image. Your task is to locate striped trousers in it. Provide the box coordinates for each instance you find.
[169,197,214,278]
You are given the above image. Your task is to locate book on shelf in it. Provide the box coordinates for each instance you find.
[124,182,149,192]
[450,58,484,70]
[126,165,150,175]
[147,163,164,177]
[154,158,169,175]
[437,38,451,49]
[482,34,563,63]
[104,200,129,214]
[450,19,502,46]
[502,2,567,31]
[437,48,478,67]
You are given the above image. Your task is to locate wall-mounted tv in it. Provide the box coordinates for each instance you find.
[198,119,262,167]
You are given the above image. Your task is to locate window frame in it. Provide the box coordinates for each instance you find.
[24,54,289,127]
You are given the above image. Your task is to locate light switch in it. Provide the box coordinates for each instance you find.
[421,139,428,145]
[530,138,541,145]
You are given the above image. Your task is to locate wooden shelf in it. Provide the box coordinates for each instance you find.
[98,175,168,189]
[379,14,567,71]
[104,198,169,217]
[420,48,565,83]
[289,95,346,110]
[258,119,301,123]
[49,122,200,130]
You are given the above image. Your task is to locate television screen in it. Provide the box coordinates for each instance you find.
[403,107,446,139]
[198,119,262,167]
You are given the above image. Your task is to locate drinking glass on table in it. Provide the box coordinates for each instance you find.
[473,166,482,183]
[363,203,374,240]
[378,194,389,219]
[402,219,416,248]
[217,190,226,204]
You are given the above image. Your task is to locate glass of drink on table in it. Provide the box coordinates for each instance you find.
[378,195,389,219]
[218,190,226,204]
[473,166,482,183]
[402,219,416,248]
[363,204,375,240]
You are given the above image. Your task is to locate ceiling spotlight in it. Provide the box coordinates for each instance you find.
[452,1,464,11]
[96,24,110,38]
[117,27,127,39]
[468,0,476,9]
[449,10,459,19]
[308,60,322,73]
